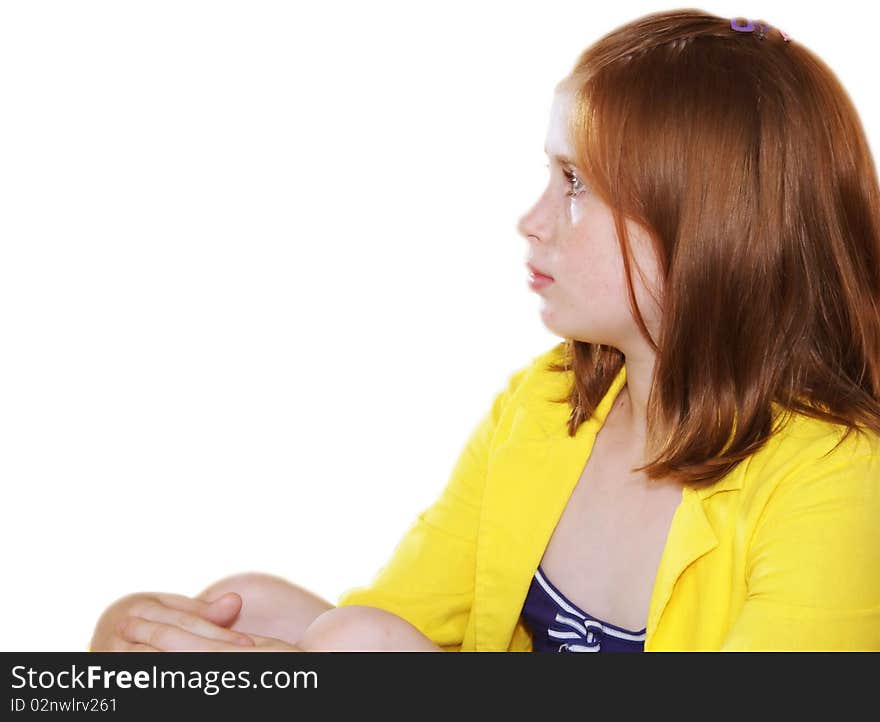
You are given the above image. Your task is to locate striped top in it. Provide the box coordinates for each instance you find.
[520,564,647,652]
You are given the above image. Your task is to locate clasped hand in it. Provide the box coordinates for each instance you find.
[115,592,304,652]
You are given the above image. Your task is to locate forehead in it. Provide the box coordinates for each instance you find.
[543,90,577,165]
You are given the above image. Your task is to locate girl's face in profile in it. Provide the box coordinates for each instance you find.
[517,88,663,353]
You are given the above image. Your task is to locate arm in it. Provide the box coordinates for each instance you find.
[334,358,536,651]
[296,605,446,651]
[193,573,334,646]
[721,451,880,651]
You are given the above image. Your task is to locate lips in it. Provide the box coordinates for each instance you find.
[526,262,554,280]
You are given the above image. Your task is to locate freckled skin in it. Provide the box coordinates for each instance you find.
[516,87,663,439]
[518,88,662,348]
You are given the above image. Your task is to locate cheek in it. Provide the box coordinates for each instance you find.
[559,233,625,299]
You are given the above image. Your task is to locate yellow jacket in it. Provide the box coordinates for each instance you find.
[336,342,880,651]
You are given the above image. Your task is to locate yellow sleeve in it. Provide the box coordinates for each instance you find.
[335,358,535,651]
[721,452,880,651]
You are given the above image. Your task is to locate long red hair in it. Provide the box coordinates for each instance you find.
[544,9,880,486]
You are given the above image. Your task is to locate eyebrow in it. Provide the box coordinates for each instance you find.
[543,145,578,167]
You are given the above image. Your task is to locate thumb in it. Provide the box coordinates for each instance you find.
[199,592,243,626]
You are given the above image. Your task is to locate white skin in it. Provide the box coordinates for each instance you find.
[517,87,664,450]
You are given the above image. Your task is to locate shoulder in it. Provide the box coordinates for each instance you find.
[738,412,880,534]
[498,341,569,405]
[733,415,880,613]
[478,341,572,446]
[747,411,880,489]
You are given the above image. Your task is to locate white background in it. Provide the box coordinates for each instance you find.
[1,1,876,651]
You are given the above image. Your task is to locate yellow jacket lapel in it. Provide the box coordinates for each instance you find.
[473,361,628,650]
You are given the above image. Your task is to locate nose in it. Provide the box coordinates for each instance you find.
[516,175,554,246]
[516,200,543,245]
[516,211,531,241]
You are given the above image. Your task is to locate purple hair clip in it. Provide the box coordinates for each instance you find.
[730,17,791,42]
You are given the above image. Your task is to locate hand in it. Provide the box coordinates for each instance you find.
[118,612,303,652]
[90,591,255,652]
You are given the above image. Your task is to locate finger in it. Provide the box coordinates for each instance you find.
[198,593,243,626]
[123,643,161,652]
[154,591,242,626]
[107,634,160,653]
[123,601,254,646]
[211,630,304,652]
[120,616,257,652]
[123,601,253,645]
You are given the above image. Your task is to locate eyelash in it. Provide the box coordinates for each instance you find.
[545,162,585,198]
[563,169,586,198]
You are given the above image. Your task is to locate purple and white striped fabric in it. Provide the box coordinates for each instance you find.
[520,565,647,652]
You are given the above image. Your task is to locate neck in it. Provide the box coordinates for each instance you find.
[609,353,655,455]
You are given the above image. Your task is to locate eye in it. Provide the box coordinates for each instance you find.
[563,169,585,198]
[543,161,586,198]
